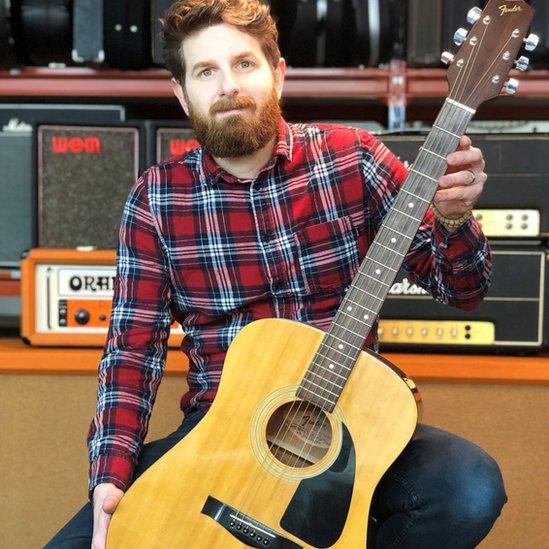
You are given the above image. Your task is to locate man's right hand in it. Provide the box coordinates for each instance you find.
[92,482,125,549]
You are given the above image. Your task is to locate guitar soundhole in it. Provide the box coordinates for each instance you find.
[265,401,332,468]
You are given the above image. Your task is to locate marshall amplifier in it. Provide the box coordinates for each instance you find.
[36,122,146,250]
[21,248,184,348]
[378,133,549,239]
[378,244,548,352]
[145,120,199,165]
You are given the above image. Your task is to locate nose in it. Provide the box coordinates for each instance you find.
[218,69,240,97]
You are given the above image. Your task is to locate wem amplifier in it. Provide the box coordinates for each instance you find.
[36,122,145,250]
[378,133,549,239]
[378,244,548,352]
[21,248,184,348]
[145,120,198,165]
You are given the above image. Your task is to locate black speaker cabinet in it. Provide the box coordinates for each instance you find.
[378,132,549,239]
[146,120,198,165]
[0,105,125,267]
[36,123,145,249]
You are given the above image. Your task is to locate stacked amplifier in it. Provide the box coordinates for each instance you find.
[377,132,548,353]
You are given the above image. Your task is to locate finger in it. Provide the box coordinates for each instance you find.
[434,183,482,203]
[458,134,472,149]
[446,146,484,167]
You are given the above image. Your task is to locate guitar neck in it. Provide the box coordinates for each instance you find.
[298,99,475,411]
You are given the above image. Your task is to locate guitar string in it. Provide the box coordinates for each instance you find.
[276,100,464,476]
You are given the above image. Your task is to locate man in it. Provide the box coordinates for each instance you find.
[46,1,506,547]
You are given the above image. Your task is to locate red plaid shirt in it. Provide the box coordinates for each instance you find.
[88,119,491,493]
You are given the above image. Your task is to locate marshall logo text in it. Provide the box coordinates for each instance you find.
[389,278,429,296]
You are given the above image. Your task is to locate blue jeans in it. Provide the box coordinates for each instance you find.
[45,413,506,548]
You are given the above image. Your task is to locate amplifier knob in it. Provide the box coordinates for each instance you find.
[75,309,91,325]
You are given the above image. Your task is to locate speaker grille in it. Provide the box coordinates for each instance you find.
[38,125,139,249]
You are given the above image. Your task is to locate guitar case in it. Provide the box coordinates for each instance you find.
[151,0,174,66]
[0,0,17,68]
[270,0,319,67]
[104,0,152,69]
[72,0,104,64]
[10,0,72,66]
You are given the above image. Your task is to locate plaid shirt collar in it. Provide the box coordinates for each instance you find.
[181,117,293,185]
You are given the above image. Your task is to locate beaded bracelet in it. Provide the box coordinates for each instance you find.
[430,202,473,230]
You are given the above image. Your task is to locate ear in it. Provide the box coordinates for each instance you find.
[273,57,286,100]
[171,78,190,117]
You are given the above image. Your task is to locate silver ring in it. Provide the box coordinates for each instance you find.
[467,170,476,184]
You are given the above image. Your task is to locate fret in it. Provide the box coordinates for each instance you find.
[363,272,390,287]
[301,378,340,398]
[321,333,361,352]
[384,225,414,241]
[352,286,384,302]
[409,168,439,184]
[368,257,397,272]
[310,362,347,381]
[297,388,336,407]
[392,207,423,223]
[446,98,476,114]
[400,188,431,204]
[338,309,375,326]
[315,346,355,365]
[374,241,405,258]
[304,370,345,391]
[432,124,461,139]
[420,147,447,162]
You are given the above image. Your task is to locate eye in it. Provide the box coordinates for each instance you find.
[238,59,255,70]
[198,67,214,78]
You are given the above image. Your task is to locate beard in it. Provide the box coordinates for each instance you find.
[185,87,281,158]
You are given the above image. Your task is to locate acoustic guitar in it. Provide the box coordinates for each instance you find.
[107,2,535,547]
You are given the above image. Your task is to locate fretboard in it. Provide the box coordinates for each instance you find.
[297,99,475,411]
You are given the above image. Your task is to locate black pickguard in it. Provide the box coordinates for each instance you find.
[280,423,356,547]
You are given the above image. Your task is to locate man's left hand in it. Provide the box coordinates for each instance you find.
[434,135,487,218]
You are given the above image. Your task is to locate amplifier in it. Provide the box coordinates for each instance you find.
[378,244,548,352]
[36,122,145,249]
[20,248,184,347]
[146,120,198,165]
[378,133,549,239]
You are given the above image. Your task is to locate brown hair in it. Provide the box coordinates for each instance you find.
[161,0,280,84]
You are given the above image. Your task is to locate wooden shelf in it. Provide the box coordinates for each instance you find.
[1,67,548,102]
[0,336,546,383]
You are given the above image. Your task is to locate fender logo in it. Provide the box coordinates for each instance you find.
[499,4,522,16]
[51,136,101,154]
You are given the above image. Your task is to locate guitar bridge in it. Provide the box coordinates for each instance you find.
[201,495,302,548]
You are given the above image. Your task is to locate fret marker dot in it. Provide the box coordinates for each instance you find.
[329,363,335,369]
[347,306,353,312]
[338,344,344,350]
[364,314,369,320]
[408,202,414,208]
[391,237,397,243]
[375,269,381,275]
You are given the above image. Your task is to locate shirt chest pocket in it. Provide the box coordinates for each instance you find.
[294,216,361,294]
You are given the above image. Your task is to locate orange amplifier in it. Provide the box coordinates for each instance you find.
[21,248,184,347]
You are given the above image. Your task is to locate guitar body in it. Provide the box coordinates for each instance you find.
[108,318,418,548]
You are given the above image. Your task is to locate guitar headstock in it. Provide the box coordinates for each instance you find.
[445,0,536,111]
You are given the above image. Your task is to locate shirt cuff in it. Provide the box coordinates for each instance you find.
[88,452,134,499]
[432,217,479,255]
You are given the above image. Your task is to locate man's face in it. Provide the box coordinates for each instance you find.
[172,23,285,158]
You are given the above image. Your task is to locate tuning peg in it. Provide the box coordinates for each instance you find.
[514,56,530,72]
[524,34,539,52]
[467,7,482,25]
[454,28,468,46]
[503,78,519,95]
[441,52,455,65]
